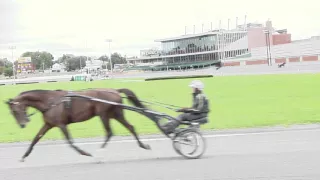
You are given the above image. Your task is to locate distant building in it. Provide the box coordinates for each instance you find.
[83,59,103,74]
[52,63,66,72]
[126,19,305,69]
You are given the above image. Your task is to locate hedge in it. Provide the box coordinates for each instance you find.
[145,74,213,81]
[16,82,39,85]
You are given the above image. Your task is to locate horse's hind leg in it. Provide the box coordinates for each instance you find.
[100,113,113,148]
[114,107,151,150]
[59,124,92,157]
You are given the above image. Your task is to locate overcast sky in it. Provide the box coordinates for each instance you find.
[0,0,319,60]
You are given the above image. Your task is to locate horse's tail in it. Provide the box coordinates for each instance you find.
[117,88,159,122]
[117,88,146,108]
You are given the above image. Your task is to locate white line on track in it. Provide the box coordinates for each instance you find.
[1,128,319,149]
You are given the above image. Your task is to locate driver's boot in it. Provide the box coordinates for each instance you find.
[161,123,174,134]
[162,121,180,134]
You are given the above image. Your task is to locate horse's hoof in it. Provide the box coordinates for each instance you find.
[95,160,104,164]
[20,158,25,162]
[143,144,151,150]
[94,156,105,164]
[81,152,93,157]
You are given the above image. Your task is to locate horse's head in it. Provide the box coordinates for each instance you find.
[5,97,30,128]
[5,89,65,128]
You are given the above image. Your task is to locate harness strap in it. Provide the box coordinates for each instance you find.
[64,91,74,123]
[62,91,72,108]
[26,90,75,119]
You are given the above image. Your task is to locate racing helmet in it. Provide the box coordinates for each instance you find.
[189,80,204,90]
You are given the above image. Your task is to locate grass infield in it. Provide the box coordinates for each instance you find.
[0,73,319,143]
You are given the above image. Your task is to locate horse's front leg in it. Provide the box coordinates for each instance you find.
[21,123,52,162]
[58,124,92,157]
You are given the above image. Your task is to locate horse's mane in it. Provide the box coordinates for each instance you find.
[19,89,64,95]
[19,88,95,96]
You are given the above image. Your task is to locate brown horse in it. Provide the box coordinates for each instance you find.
[5,88,158,162]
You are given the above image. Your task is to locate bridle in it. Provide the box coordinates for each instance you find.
[7,101,31,121]
[7,97,67,118]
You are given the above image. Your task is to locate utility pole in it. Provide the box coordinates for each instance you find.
[8,46,16,84]
[105,39,113,74]
[264,30,272,66]
[82,40,88,72]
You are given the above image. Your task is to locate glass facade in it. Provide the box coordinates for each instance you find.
[160,32,247,56]
[128,32,250,66]
[161,35,218,55]
[138,48,249,64]
[130,48,249,68]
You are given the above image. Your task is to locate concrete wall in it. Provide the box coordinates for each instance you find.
[250,38,320,59]
[222,54,320,66]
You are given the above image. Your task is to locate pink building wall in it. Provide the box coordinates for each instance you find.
[272,34,291,45]
[247,27,273,50]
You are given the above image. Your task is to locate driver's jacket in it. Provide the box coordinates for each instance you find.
[191,92,209,115]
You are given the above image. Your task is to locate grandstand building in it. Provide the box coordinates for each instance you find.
[126,19,320,70]
[126,26,252,71]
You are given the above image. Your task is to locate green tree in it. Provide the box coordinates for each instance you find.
[4,67,13,77]
[99,53,127,70]
[98,55,109,64]
[0,58,13,68]
[57,54,75,65]
[21,51,54,70]
[0,59,3,75]
[111,52,127,65]
[0,58,12,75]
[59,55,88,71]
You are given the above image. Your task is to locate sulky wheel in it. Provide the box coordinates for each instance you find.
[172,129,206,159]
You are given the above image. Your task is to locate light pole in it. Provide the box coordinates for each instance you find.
[264,30,272,66]
[82,40,88,72]
[8,46,16,84]
[105,39,113,73]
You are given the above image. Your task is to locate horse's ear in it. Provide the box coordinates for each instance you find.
[4,98,13,105]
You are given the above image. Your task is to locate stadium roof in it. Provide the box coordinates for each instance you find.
[154,29,247,42]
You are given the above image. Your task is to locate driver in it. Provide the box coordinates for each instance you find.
[162,80,209,134]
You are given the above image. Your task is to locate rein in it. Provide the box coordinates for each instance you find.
[88,89,182,111]
[70,89,183,110]
[81,89,183,111]
[21,89,183,117]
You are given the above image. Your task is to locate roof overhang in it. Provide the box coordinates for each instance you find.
[154,30,247,42]
[154,31,218,42]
